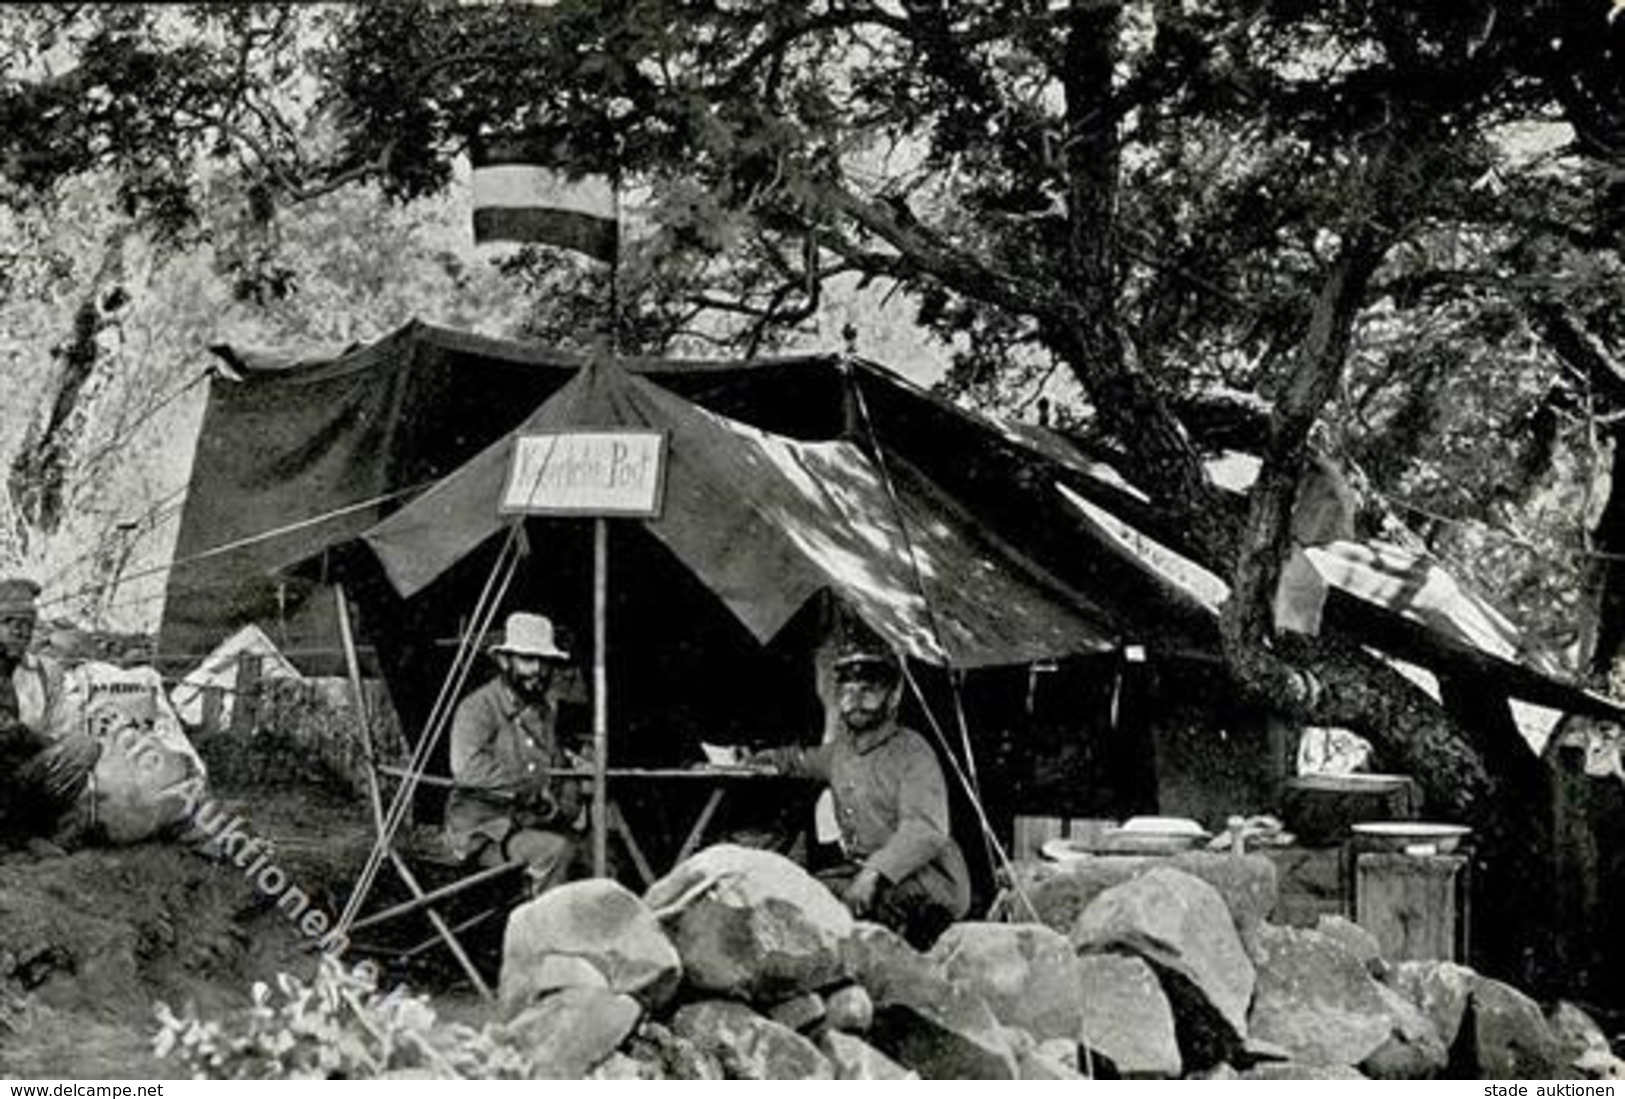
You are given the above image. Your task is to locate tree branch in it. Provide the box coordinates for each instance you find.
[704,5,908,98]
[1525,300,1625,400]
[820,183,1073,324]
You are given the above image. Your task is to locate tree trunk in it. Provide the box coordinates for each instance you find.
[1053,2,1240,561]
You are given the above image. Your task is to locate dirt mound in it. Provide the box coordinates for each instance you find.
[0,782,375,1077]
[1,844,265,1014]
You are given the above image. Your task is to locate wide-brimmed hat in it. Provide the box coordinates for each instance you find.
[491,612,569,660]
[0,578,40,615]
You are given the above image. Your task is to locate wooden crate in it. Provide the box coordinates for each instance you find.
[1355,852,1468,962]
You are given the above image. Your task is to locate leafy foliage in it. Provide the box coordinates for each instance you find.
[152,956,536,1080]
[2,2,1624,843]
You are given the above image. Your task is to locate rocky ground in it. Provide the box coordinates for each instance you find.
[4,782,1624,1079]
[479,844,1625,1080]
[0,781,374,1078]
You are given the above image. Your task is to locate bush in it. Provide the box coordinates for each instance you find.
[153,956,535,1079]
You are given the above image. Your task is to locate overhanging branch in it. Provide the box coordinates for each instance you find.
[821,183,1074,325]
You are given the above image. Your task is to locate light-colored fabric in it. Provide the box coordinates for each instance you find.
[813,790,842,846]
[485,827,577,896]
[168,624,301,727]
[12,654,66,741]
[1296,726,1373,776]
[67,661,208,844]
[361,359,1115,666]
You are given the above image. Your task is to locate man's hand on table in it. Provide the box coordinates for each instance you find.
[744,746,804,774]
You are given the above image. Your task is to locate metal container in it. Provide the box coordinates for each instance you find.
[1283,773,1418,846]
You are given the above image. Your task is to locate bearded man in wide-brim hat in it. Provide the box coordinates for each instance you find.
[0,577,99,849]
[445,612,586,896]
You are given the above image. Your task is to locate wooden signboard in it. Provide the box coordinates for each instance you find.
[501,430,668,518]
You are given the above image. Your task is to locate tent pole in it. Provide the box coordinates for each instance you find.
[339,528,522,934]
[334,585,385,834]
[335,584,495,998]
[950,671,999,872]
[592,517,609,877]
[901,663,1039,923]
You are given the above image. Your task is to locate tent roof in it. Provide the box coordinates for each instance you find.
[359,357,1116,667]
[164,319,1621,722]
[1056,480,1625,724]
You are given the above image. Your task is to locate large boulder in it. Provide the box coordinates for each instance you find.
[1386,960,1475,1050]
[841,921,956,1010]
[645,844,853,1002]
[821,1031,917,1080]
[928,922,1084,1042]
[1002,852,1277,936]
[670,999,835,1080]
[1071,866,1255,1065]
[503,987,643,1078]
[1246,923,1394,1067]
[1360,982,1449,1079]
[1076,953,1182,1078]
[1241,1062,1368,1080]
[1314,915,1384,977]
[1468,976,1567,1080]
[501,879,681,1012]
[866,988,1021,1081]
[1549,1002,1625,1080]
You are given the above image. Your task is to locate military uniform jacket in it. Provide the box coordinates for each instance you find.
[798,721,971,918]
[445,676,570,859]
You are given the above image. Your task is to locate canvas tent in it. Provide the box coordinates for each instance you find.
[168,623,302,727]
[161,320,1624,754]
[160,321,1218,693]
[358,354,1115,667]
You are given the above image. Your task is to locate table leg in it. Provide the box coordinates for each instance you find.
[608,801,657,886]
[675,787,727,866]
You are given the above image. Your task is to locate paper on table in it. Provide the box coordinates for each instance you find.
[700,742,744,766]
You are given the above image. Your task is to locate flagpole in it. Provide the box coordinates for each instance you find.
[591,143,622,881]
[608,153,623,357]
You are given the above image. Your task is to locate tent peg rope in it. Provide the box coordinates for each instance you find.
[338,523,524,935]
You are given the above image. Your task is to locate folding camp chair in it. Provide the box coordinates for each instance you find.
[330,582,531,1000]
[338,780,528,994]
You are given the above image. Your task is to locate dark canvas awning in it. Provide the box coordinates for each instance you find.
[362,357,1115,667]
[164,319,1622,729]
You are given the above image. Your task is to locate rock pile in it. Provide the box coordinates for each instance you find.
[489,844,1625,1080]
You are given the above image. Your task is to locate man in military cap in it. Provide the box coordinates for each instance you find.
[760,639,971,948]
[0,578,99,847]
[446,611,585,896]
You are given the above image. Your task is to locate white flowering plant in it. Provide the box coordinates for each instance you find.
[153,955,535,1079]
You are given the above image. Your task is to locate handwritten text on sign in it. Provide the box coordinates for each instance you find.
[501,431,668,517]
